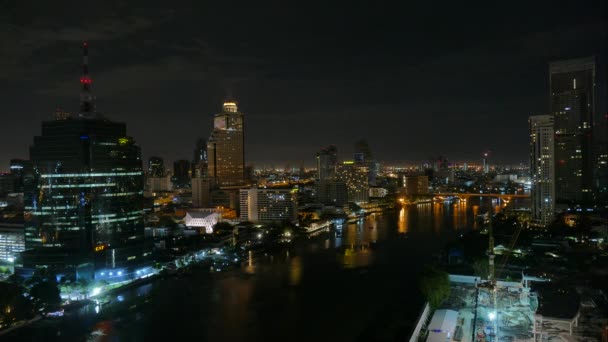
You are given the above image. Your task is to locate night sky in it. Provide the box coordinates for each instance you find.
[1,1,606,170]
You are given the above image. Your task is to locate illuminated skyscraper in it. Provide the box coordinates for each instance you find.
[20,42,149,280]
[207,100,245,186]
[529,115,555,226]
[550,57,596,206]
[336,161,369,203]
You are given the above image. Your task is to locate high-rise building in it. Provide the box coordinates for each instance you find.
[550,57,596,206]
[20,42,149,281]
[9,159,29,193]
[172,159,191,189]
[336,161,369,203]
[529,115,555,226]
[147,156,165,177]
[239,188,297,223]
[316,145,338,181]
[207,100,245,187]
[192,138,208,178]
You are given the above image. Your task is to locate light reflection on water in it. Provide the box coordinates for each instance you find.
[9,197,528,342]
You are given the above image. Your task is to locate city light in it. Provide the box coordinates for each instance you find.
[91,287,102,297]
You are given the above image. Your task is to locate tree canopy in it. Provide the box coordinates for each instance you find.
[418,265,450,309]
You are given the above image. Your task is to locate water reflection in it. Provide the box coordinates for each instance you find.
[398,207,408,233]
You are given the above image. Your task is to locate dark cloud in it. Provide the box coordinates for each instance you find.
[0,0,606,170]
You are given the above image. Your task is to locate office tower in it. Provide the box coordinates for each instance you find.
[192,138,208,178]
[9,159,29,192]
[172,159,191,189]
[529,115,555,226]
[21,42,149,280]
[239,188,297,223]
[336,161,369,203]
[316,145,338,181]
[147,156,165,177]
[207,100,245,187]
[550,57,596,206]
[354,139,379,186]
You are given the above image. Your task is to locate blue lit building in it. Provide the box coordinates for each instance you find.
[19,42,151,281]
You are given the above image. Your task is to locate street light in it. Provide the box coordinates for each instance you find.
[488,311,497,321]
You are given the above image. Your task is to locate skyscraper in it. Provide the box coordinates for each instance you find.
[147,156,165,177]
[550,57,596,206]
[192,138,208,178]
[316,145,337,181]
[336,161,369,203]
[207,100,245,187]
[529,115,555,226]
[172,159,191,188]
[21,42,149,280]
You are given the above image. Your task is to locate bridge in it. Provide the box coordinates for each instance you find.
[433,193,529,199]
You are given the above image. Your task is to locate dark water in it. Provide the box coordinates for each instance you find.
[5,198,512,342]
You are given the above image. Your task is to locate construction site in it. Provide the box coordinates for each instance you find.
[413,213,608,342]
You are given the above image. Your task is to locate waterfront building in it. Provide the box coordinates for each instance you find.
[316,145,338,181]
[550,57,597,206]
[529,115,555,226]
[315,180,348,207]
[207,100,245,187]
[403,175,429,195]
[239,188,297,223]
[20,42,149,280]
[336,161,369,203]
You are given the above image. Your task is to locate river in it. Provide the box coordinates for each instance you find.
[4,197,514,342]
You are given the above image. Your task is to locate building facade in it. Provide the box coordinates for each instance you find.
[529,115,555,226]
[316,145,338,181]
[0,221,25,262]
[315,180,348,207]
[550,57,596,206]
[207,100,245,187]
[239,188,297,223]
[147,156,165,177]
[20,42,149,281]
[336,161,369,203]
[403,175,429,195]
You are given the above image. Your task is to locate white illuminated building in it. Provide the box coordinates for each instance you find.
[184,209,220,234]
[529,115,555,226]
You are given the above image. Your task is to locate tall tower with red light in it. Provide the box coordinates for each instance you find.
[79,41,96,118]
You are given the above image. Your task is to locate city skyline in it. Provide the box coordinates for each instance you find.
[1,2,606,170]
